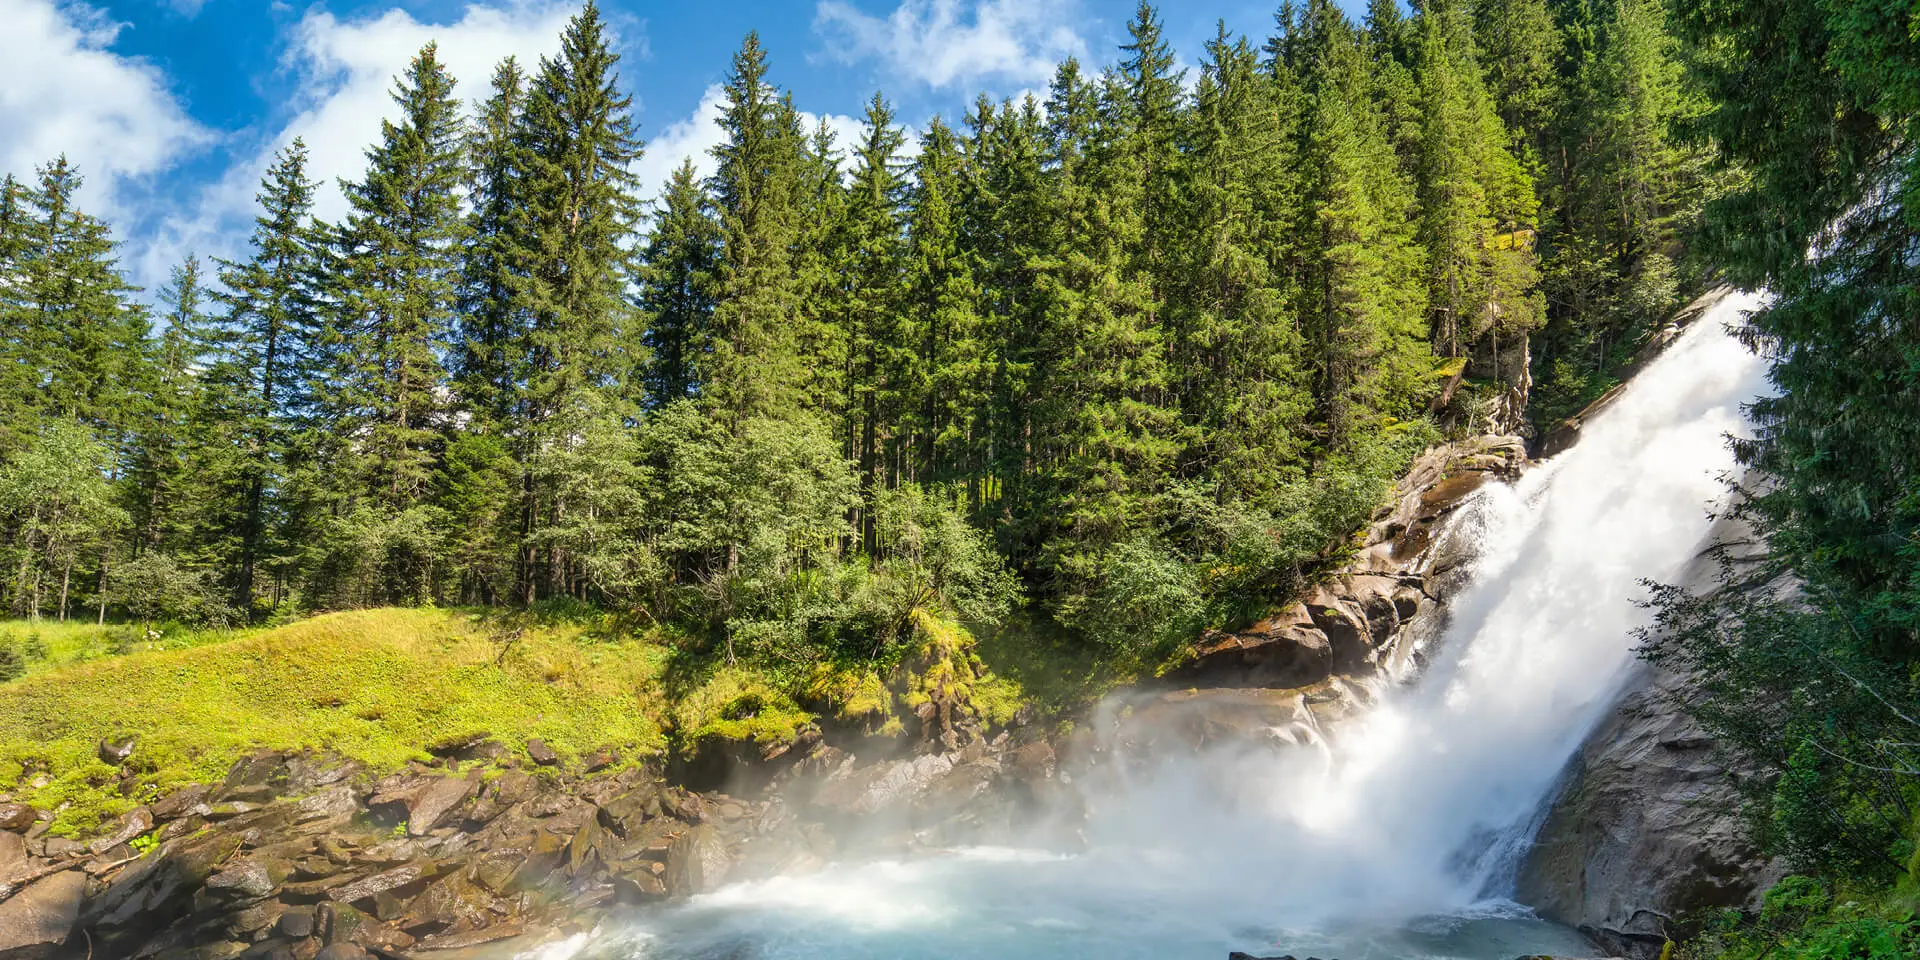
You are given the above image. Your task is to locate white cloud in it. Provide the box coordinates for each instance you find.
[813,0,1086,91]
[0,0,209,221]
[137,0,583,290]
[634,82,727,205]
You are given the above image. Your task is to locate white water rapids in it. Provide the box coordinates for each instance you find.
[543,291,1773,960]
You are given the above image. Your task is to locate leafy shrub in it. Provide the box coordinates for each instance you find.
[109,552,234,627]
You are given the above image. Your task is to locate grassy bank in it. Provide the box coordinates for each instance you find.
[0,606,1066,836]
[0,608,672,834]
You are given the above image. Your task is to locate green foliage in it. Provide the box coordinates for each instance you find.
[1643,0,1920,894]
[1679,876,1918,960]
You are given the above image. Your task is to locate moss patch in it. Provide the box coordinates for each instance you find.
[671,667,815,747]
[0,608,669,835]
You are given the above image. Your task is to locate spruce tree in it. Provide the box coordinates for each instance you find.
[15,158,145,434]
[1296,0,1429,446]
[904,117,988,489]
[334,42,467,510]
[212,140,327,613]
[456,57,530,432]
[637,160,721,409]
[125,257,210,553]
[1175,26,1313,501]
[508,0,645,600]
[839,93,908,549]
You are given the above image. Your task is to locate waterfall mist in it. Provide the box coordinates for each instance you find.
[550,292,1773,960]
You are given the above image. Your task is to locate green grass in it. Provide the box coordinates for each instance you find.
[0,608,670,835]
[0,618,250,677]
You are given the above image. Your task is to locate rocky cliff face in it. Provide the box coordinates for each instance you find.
[1516,512,1784,959]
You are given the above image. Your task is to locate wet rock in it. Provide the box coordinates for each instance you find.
[0,804,39,833]
[0,869,84,960]
[397,872,493,935]
[86,830,243,943]
[224,898,287,938]
[277,907,315,940]
[1518,514,1783,959]
[664,824,730,897]
[204,858,286,901]
[313,946,370,960]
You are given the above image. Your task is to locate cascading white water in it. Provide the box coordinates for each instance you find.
[548,292,1773,960]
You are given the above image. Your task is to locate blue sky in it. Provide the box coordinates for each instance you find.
[0,0,1370,298]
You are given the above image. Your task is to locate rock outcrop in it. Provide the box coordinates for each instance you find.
[1517,512,1784,958]
[1171,435,1528,692]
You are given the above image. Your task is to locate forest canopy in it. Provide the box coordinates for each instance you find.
[0,0,1714,666]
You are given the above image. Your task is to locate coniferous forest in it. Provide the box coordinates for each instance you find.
[0,0,1709,657]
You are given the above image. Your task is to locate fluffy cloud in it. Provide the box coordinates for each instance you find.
[634,83,728,204]
[0,0,209,218]
[136,0,584,289]
[813,0,1086,91]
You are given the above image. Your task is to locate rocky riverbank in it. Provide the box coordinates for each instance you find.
[0,434,1536,960]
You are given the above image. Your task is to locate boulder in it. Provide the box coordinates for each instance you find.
[525,739,559,766]
[1172,605,1334,690]
[0,870,84,959]
[1304,589,1374,675]
[0,830,25,873]
[0,804,39,833]
[664,824,730,897]
[96,735,137,766]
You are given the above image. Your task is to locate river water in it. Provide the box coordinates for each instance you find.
[538,291,1772,960]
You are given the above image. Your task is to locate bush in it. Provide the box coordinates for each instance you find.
[109,552,234,627]
[0,642,22,682]
[21,632,46,662]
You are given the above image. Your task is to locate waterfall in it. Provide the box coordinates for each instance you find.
[554,291,1773,960]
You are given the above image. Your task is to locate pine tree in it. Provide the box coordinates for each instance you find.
[904,117,988,489]
[508,0,645,600]
[456,57,531,432]
[334,43,467,511]
[707,33,810,430]
[15,158,145,434]
[637,160,721,409]
[839,93,908,550]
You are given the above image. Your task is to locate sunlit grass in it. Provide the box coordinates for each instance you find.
[0,608,670,835]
